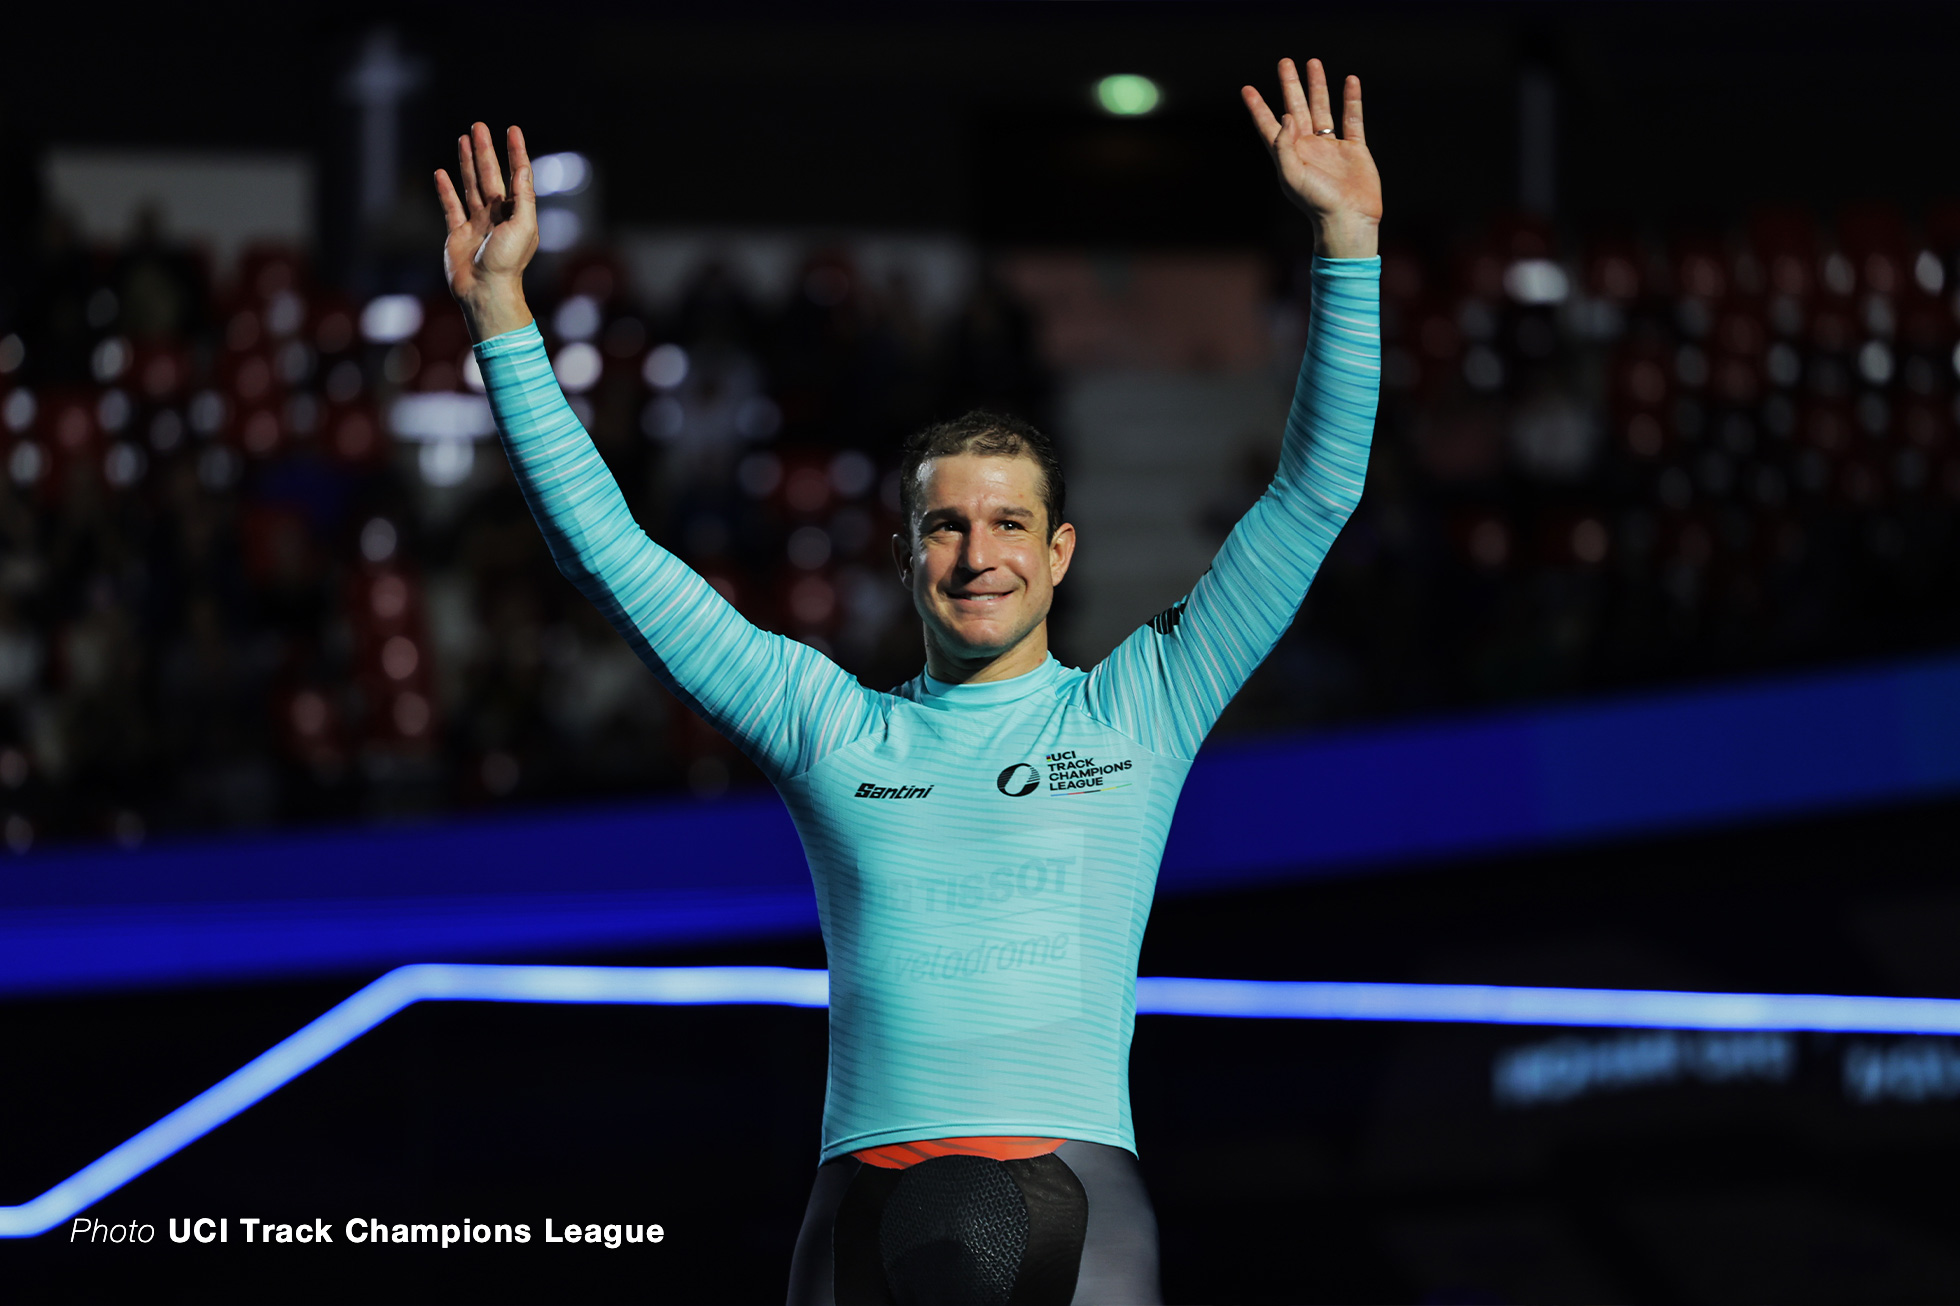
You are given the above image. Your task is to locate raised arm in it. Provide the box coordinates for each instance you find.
[434,124,881,782]
[1085,60,1382,758]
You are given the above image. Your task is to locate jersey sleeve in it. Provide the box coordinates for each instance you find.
[1083,256,1380,760]
[473,321,883,783]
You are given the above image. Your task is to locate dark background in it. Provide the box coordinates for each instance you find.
[5,3,1960,1302]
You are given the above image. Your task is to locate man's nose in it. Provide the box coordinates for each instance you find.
[957,527,997,573]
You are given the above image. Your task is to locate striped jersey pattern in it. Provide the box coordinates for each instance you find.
[474,257,1380,1161]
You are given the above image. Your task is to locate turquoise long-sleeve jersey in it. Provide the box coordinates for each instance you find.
[475,257,1379,1161]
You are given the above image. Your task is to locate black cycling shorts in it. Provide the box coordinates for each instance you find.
[785,1140,1161,1306]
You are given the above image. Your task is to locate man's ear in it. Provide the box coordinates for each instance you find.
[891,532,911,587]
[1048,521,1077,586]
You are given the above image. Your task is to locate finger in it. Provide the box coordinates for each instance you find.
[1278,57,1310,120]
[1241,85,1283,146]
[456,134,481,210]
[506,125,535,214]
[1306,58,1335,135]
[1343,75,1366,145]
[434,169,468,230]
[471,121,506,203]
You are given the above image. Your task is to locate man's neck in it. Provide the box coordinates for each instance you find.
[923,624,1050,686]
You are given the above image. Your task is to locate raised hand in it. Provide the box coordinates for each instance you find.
[433,122,537,340]
[1241,58,1382,259]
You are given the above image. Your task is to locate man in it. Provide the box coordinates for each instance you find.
[435,55,1380,1305]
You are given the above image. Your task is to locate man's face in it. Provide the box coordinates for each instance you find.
[895,452,1075,671]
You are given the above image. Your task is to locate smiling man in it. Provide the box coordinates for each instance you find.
[438,55,1380,1306]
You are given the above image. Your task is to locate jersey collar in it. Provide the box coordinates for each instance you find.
[915,654,1062,709]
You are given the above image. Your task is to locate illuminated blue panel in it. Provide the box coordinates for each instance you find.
[8,963,1960,1239]
[3,654,1959,994]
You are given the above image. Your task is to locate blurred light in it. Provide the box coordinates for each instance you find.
[790,575,836,624]
[54,405,91,451]
[381,635,420,681]
[325,359,364,404]
[829,450,875,499]
[735,396,781,440]
[370,575,409,621]
[1915,251,1946,296]
[360,518,399,563]
[240,409,281,456]
[1494,1030,1793,1108]
[786,466,829,513]
[278,340,312,386]
[1844,1040,1960,1104]
[96,390,131,433]
[1859,340,1894,386]
[1767,342,1801,388]
[393,691,431,737]
[460,352,485,393]
[360,295,424,344]
[103,443,146,489]
[7,441,44,486]
[1095,73,1160,116]
[1674,345,1709,388]
[140,353,182,398]
[552,342,603,393]
[418,437,475,487]
[3,812,30,854]
[1463,346,1504,391]
[1503,259,1570,305]
[787,525,832,570]
[1823,253,1855,296]
[389,393,495,442]
[531,152,591,196]
[0,747,26,788]
[90,337,130,383]
[382,343,420,385]
[266,291,305,339]
[0,334,23,374]
[2,390,33,433]
[287,394,320,436]
[86,288,118,329]
[537,209,583,253]
[291,691,330,739]
[642,343,689,390]
[552,295,602,342]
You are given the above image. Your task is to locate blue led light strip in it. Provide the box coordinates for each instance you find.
[6,963,1960,1238]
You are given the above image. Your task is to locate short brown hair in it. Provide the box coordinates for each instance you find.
[898,410,1066,541]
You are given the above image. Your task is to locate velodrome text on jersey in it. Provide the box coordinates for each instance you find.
[875,830,1088,1037]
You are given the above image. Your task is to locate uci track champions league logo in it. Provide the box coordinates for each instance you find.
[996,748,1133,798]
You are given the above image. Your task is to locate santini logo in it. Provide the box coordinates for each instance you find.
[854,783,933,800]
[996,763,1041,797]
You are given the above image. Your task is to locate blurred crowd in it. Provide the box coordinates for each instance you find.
[0,216,1048,850]
[1228,203,1960,734]
[2,199,1958,851]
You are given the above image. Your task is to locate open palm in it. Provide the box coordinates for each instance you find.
[434,122,538,306]
[1241,58,1382,256]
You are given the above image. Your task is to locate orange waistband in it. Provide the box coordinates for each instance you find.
[851,1136,1066,1170]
